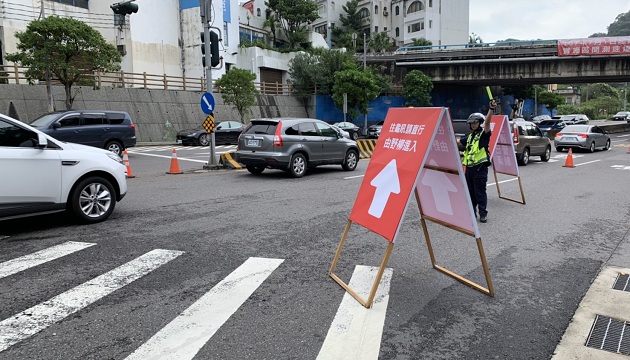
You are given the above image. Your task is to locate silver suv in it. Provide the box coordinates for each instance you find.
[510,119,552,166]
[235,118,360,178]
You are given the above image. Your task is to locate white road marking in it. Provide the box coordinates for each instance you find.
[317,265,393,360]
[0,241,96,280]
[0,249,184,353]
[125,257,284,360]
[129,146,236,153]
[344,175,365,179]
[611,165,630,170]
[488,177,518,187]
[575,159,601,166]
[126,152,208,163]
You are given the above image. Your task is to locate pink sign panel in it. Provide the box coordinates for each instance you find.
[488,115,519,177]
[416,113,479,238]
[558,36,630,56]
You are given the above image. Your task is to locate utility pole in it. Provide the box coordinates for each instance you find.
[363,33,367,135]
[201,0,219,169]
[326,0,331,48]
[40,1,54,112]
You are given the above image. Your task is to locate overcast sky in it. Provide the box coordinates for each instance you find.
[469,1,629,43]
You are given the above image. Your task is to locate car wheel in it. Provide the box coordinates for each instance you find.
[198,133,210,146]
[517,148,529,166]
[351,132,359,140]
[289,153,307,178]
[105,141,123,157]
[342,149,359,171]
[69,177,116,224]
[246,165,265,175]
[541,146,551,162]
[604,139,611,150]
[556,146,563,152]
[589,141,595,153]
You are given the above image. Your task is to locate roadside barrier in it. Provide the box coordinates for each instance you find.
[122,150,135,178]
[166,149,183,174]
[220,152,243,169]
[356,139,377,159]
[563,149,575,168]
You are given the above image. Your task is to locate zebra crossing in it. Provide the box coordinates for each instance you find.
[128,145,237,153]
[0,242,393,359]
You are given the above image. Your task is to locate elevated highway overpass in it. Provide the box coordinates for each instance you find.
[363,38,630,85]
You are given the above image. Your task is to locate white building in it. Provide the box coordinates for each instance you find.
[0,0,467,89]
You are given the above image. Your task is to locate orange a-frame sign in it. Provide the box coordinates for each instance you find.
[488,115,526,204]
[329,108,495,308]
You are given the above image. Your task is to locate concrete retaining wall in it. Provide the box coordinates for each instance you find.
[0,84,311,143]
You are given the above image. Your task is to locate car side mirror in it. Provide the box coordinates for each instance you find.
[52,122,61,129]
[36,133,48,148]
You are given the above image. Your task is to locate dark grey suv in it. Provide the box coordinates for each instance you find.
[29,110,137,156]
[234,118,360,178]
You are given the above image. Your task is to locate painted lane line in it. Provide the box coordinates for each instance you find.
[0,241,96,280]
[317,265,393,360]
[126,152,208,163]
[0,249,184,353]
[344,175,365,180]
[575,159,601,166]
[488,177,518,187]
[125,257,284,360]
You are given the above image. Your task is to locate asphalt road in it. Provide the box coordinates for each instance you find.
[1,134,630,359]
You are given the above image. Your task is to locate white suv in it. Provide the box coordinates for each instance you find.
[0,114,128,223]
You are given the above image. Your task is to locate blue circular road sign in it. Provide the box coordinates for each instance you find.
[200,93,215,114]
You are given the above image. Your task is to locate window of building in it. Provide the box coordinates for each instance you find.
[429,0,433,7]
[331,1,335,10]
[429,20,432,28]
[375,5,378,14]
[52,0,88,9]
[384,27,387,31]
[239,28,266,44]
[408,22,422,33]
[315,25,326,35]
[358,8,370,19]
[407,1,424,14]
[257,8,261,16]
[318,4,326,16]
[395,6,399,15]
[374,26,378,32]
[395,27,400,37]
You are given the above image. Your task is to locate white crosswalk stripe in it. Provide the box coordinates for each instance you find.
[0,249,184,352]
[126,257,284,360]
[0,241,95,279]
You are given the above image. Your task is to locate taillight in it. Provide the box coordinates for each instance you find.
[555,133,563,138]
[130,124,136,130]
[512,126,519,144]
[578,134,588,138]
[273,121,283,147]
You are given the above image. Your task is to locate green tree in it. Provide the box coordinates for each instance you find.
[369,32,392,53]
[582,83,619,101]
[402,70,433,107]
[214,68,260,123]
[304,48,359,94]
[332,0,365,51]
[468,32,484,47]
[411,38,432,47]
[288,52,324,116]
[6,16,121,110]
[265,0,319,49]
[607,10,630,36]
[332,67,380,121]
[537,91,565,114]
[263,9,280,46]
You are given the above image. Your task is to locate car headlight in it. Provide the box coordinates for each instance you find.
[107,153,124,164]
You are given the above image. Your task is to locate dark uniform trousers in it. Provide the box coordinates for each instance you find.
[465,163,489,217]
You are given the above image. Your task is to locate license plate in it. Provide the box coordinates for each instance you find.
[247,139,260,147]
[176,139,182,144]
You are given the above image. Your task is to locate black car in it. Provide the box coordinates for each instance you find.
[176,120,244,146]
[613,111,630,121]
[332,122,361,140]
[29,110,136,156]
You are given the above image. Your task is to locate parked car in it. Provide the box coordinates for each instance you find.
[509,119,552,166]
[612,111,630,121]
[367,121,385,138]
[559,114,589,124]
[332,122,361,140]
[330,125,351,139]
[29,110,136,156]
[531,114,552,124]
[537,119,571,132]
[176,120,244,146]
[0,114,128,223]
[554,124,611,153]
[234,118,359,178]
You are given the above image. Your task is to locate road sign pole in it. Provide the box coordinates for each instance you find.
[202,0,219,169]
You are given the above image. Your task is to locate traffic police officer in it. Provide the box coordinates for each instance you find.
[458,99,497,223]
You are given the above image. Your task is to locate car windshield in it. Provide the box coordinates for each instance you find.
[559,115,576,121]
[539,120,558,126]
[30,114,60,127]
[615,112,628,116]
[244,122,278,135]
[561,125,590,133]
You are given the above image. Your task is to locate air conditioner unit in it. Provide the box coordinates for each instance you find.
[117,44,127,56]
[383,11,388,16]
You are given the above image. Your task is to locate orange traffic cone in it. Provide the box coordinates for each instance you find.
[122,150,135,178]
[627,146,630,154]
[166,149,183,174]
[563,148,575,168]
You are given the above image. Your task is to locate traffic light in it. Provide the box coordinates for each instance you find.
[111,1,139,15]
[200,30,221,68]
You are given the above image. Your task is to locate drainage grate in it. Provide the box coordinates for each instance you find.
[613,273,630,292]
[585,315,630,355]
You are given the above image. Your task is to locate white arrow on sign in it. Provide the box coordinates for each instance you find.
[202,96,213,112]
[421,159,457,215]
[368,159,400,218]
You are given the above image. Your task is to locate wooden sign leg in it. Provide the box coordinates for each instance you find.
[493,169,526,205]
